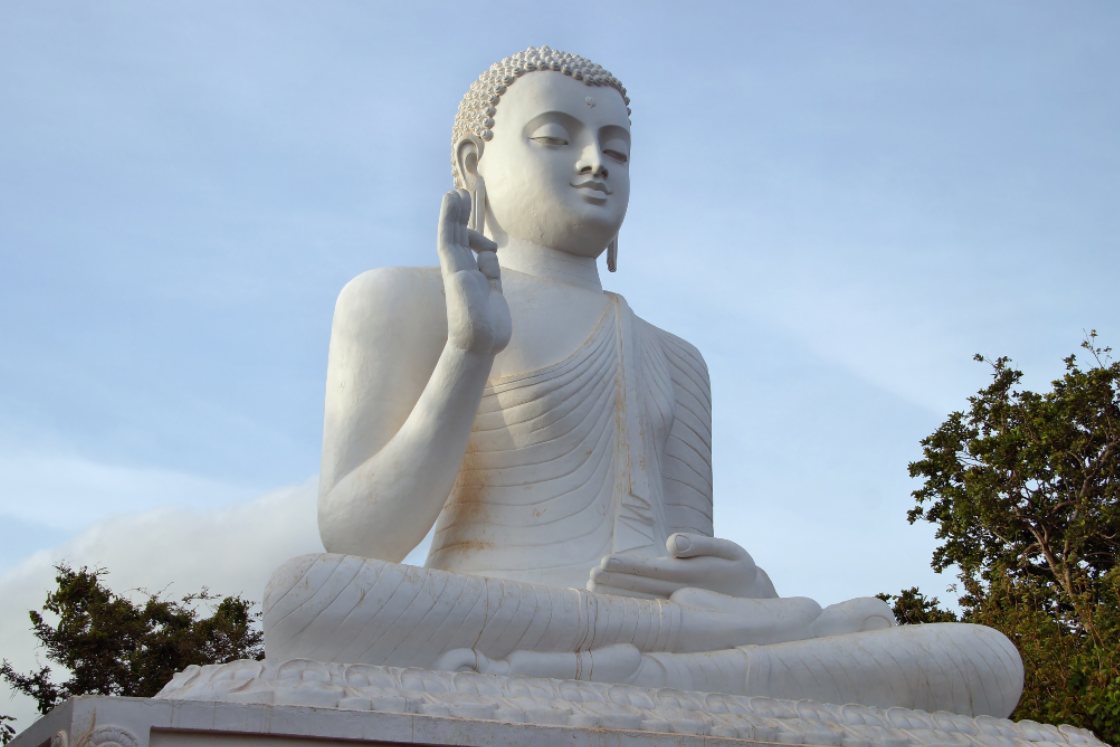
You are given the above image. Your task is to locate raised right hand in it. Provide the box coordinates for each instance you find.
[437,190,511,355]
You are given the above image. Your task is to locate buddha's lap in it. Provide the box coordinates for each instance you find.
[267,554,878,656]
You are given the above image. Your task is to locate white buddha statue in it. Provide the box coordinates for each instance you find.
[264,47,1023,717]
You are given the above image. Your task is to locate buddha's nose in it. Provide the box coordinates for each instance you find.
[576,147,608,179]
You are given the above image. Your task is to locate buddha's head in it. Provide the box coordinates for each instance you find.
[452,47,631,268]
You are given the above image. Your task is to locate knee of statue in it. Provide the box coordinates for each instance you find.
[810,597,896,637]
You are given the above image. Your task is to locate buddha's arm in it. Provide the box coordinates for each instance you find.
[658,331,715,537]
[318,191,510,562]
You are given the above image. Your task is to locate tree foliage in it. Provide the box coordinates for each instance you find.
[876,587,959,625]
[1,564,264,727]
[902,332,1120,742]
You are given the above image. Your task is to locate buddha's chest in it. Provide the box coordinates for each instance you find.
[474,298,676,492]
[429,299,678,582]
[488,280,612,380]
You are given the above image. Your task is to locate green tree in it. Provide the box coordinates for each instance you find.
[905,332,1120,742]
[876,587,959,625]
[1,564,264,734]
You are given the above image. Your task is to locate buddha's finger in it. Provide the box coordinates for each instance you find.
[667,533,747,561]
[467,229,497,254]
[476,250,500,281]
[670,586,740,610]
[453,189,472,247]
[589,569,681,598]
[599,554,694,582]
[436,191,474,274]
[585,581,660,601]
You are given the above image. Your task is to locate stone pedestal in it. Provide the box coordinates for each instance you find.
[10,664,1108,747]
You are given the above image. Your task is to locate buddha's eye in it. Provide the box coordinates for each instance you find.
[529,122,570,147]
[602,135,630,164]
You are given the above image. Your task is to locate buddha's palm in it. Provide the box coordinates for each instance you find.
[588,533,777,600]
[437,190,511,355]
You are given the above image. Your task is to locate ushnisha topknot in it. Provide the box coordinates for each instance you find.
[451,46,630,187]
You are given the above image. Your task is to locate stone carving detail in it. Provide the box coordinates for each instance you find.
[49,730,68,747]
[157,660,1105,747]
[85,726,138,747]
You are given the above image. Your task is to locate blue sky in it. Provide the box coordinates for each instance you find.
[2,1,1118,729]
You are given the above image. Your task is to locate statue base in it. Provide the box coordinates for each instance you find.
[12,660,1104,747]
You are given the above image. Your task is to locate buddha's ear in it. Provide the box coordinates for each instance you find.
[453,135,485,190]
[455,135,487,233]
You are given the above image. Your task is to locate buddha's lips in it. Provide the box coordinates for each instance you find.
[571,180,612,195]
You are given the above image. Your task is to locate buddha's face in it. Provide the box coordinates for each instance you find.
[476,71,631,258]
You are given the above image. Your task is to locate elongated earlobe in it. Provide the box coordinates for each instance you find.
[454,135,486,233]
[607,236,618,272]
[470,177,487,235]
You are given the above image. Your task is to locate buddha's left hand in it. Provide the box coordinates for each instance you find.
[587,533,777,600]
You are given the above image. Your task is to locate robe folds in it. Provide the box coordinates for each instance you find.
[427,292,715,589]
